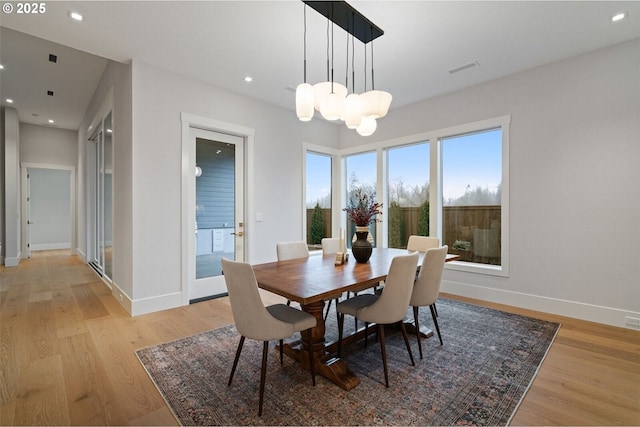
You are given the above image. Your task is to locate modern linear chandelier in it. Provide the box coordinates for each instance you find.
[295,1,391,136]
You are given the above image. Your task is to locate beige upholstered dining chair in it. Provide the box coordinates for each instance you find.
[221,258,317,416]
[406,235,441,315]
[410,245,448,359]
[321,237,341,254]
[336,252,419,387]
[276,241,309,306]
[320,238,343,321]
[276,241,309,261]
[407,235,440,252]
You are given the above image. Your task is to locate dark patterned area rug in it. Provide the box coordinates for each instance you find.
[136,298,559,426]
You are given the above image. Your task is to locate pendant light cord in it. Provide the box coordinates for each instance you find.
[303,4,307,83]
[345,27,349,90]
[351,12,356,93]
[330,3,335,94]
[363,40,367,92]
[325,18,330,83]
[371,26,375,90]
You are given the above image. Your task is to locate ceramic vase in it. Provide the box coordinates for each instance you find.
[351,226,373,263]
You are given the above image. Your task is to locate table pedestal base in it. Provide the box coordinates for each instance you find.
[403,319,435,339]
[282,341,360,390]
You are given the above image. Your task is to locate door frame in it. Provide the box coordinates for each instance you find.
[180,113,255,306]
[20,162,76,258]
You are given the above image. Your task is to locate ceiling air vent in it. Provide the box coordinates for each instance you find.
[47,90,54,96]
[49,54,57,63]
[449,61,479,74]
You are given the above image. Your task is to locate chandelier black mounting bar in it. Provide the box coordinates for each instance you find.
[302,1,383,44]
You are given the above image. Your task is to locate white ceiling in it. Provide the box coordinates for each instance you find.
[1,1,639,131]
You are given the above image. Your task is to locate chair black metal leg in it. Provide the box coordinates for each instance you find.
[337,313,344,357]
[324,299,332,321]
[306,329,316,386]
[228,336,245,386]
[433,301,438,317]
[378,324,389,388]
[258,341,269,416]
[399,321,415,366]
[279,339,284,365]
[352,292,358,331]
[430,304,443,345]
[413,306,423,359]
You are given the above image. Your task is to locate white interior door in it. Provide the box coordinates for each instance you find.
[27,168,72,252]
[188,127,244,301]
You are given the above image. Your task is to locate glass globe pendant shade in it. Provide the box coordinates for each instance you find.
[360,89,392,119]
[295,83,315,121]
[313,81,347,112]
[320,90,346,121]
[356,116,377,136]
[344,93,362,129]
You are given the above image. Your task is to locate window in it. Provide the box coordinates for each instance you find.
[305,151,332,248]
[332,115,509,276]
[386,142,430,249]
[442,129,502,266]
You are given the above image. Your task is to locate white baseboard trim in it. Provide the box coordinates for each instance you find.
[75,248,86,262]
[441,280,640,330]
[31,242,71,251]
[108,282,132,315]
[130,292,184,316]
[4,253,21,267]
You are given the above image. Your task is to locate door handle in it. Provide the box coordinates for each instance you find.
[231,231,244,237]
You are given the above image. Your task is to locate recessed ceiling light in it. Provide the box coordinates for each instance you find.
[48,119,55,124]
[0,64,4,70]
[68,11,83,21]
[611,12,627,22]
[6,98,14,103]
[244,76,253,82]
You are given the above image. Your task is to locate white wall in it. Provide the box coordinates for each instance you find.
[339,39,640,327]
[129,61,337,312]
[20,124,77,167]
[0,109,5,262]
[3,108,21,266]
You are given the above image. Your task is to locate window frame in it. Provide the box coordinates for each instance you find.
[433,116,510,277]
[302,143,340,246]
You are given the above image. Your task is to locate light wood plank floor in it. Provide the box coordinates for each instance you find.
[1,250,638,425]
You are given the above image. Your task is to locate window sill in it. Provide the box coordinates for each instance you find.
[445,260,508,277]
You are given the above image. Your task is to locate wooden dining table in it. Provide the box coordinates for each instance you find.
[252,247,458,390]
